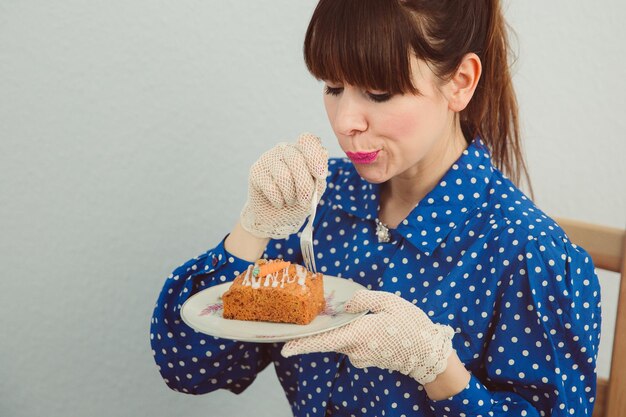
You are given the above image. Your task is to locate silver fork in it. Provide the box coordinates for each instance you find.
[300,185,318,273]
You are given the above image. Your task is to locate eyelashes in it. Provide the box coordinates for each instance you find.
[324,86,343,96]
[367,92,393,103]
[324,86,393,103]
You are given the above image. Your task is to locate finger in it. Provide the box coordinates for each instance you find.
[344,290,397,314]
[296,133,328,180]
[348,356,375,370]
[250,144,292,208]
[268,156,298,207]
[315,177,327,204]
[282,144,315,207]
[250,152,286,209]
[281,321,360,357]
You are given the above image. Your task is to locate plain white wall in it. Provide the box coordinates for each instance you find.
[0,1,624,416]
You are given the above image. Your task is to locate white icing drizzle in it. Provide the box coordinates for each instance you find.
[239,263,308,289]
[241,265,262,289]
[295,264,307,286]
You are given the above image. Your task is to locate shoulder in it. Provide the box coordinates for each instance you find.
[483,175,600,315]
[477,169,566,243]
[469,168,596,283]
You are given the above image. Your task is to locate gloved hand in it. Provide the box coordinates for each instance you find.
[240,133,328,239]
[282,290,455,385]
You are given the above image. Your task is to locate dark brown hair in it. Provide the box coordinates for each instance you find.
[304,0,532,192]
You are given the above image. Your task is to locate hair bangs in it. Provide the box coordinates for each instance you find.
[304,0,419,95]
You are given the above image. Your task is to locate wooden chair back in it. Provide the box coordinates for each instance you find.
[556,218,626,417]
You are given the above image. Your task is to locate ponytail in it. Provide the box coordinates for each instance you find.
[463,1,532,194]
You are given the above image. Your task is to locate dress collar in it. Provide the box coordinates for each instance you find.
[330,138,495,255]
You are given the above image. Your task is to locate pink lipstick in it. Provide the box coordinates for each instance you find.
[346,150,380,164]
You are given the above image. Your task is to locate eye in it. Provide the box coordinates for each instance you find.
[366,92,393,103]
[324,86,343,96]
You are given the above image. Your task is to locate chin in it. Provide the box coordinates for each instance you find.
[353,165,388,184]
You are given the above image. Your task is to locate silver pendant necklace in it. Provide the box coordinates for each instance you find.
[375,218,391,243]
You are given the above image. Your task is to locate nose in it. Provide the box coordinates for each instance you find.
[331,91,368,137]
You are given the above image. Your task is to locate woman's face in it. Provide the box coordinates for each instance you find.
[323,57,458,184]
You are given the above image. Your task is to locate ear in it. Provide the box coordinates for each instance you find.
[446,53,482,112]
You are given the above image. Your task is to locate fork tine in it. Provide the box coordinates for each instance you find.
[309,245,317,273]
[300,231,310,271]
[303,236,313,272]
[303,240,310,271]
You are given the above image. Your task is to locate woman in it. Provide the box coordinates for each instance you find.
[150,0,601,415]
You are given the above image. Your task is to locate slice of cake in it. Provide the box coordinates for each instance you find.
[222,259,325,325]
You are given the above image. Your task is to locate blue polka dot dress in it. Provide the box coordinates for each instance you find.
[150,138,601,416]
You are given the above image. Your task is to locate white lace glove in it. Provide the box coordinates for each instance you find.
[240,133,328,239]
[282,289,455,385]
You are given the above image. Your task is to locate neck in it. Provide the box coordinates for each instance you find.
[379,125,468,228]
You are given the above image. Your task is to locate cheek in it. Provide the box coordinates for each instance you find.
[382,98,446,140]
[382,107,422,138]
[323,96,336,125]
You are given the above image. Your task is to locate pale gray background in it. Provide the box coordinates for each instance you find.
[1,1,624,417]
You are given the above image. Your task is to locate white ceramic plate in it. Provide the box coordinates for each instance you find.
[180,275,367,343]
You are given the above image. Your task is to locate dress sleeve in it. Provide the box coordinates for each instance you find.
[150,236,272,395]
[429,233,601,416]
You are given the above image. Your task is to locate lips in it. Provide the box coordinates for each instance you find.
[346,150,380,164]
